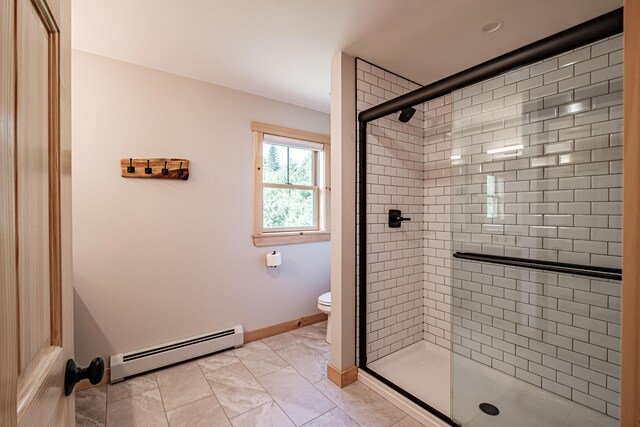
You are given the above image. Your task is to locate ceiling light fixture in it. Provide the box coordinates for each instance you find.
[482,20,503,34]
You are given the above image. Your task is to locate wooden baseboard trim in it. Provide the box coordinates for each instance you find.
[76,367,111,392]
[244,312,328,343]
[327,364,358,388]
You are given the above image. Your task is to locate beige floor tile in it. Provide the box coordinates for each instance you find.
[311,321,327,330]
[259,366,335,426]
[106,389,168,427]
[197,350,241,374]
[263,332,302,352]
[92,324,422,427]
[107,372,158,403]
[156,361,213,411]
[276,342,328,383]
[166,395,231,427]
[76,385,107,427]
[302,407,359,427]
[205,361,273,418]
[233,341,288,377]
[311,322,327,338]
[230,402,295,427]
[315,380,406,427]
[391,416,425,426]
[289,327,330,355]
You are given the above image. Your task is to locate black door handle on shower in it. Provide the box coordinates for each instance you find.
[389,209,411,228]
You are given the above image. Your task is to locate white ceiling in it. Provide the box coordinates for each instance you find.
[72,0,622,113]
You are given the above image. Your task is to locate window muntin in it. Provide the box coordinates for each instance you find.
[262,143,314,186]
[261,134,322,232]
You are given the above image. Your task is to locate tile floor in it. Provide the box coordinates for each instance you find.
[76,321,423,427]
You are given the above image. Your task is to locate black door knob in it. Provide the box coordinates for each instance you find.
[64,357,105,396]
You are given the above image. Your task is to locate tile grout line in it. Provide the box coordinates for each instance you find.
[194,357,234,425]
[251,339,308,426]
[270,339,330,385]
[256,333,340,426]
[211,350,272,421]
[154,372,172,427]
[233,343,299,426]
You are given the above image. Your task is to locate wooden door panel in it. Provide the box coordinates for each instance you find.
[0,0,18,425]
[17,0,52,376]
[15,0,65,424]
[17,348,64,425]
[1,0,71,425]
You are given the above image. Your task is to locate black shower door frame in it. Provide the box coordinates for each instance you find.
[356,8,623,426]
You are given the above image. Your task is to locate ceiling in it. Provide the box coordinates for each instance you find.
[72,0,622,113]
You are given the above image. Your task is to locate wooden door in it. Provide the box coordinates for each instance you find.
[0,0,73,425]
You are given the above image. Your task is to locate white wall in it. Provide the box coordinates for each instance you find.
[329,52,356,372]
[72,51,330,366]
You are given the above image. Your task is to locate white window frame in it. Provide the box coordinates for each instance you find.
[252,122,330,246]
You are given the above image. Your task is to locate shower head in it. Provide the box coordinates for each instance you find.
[398,107,416,123]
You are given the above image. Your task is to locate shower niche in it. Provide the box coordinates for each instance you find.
[357,9,622,427]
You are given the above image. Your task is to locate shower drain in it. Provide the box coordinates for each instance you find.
[479,403,500,416]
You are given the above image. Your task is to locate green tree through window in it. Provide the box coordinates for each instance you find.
[262,142,316,229]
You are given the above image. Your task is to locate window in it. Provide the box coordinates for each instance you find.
[252,122,330,246]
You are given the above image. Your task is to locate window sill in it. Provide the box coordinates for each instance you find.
[252,231,330,247]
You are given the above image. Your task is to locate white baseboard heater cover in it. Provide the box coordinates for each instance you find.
[110,325,243,383]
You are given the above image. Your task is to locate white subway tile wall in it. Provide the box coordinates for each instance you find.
[423,92,453,349]
[449,35,622,419]
[356,32,622,421]
[356,59,425,363]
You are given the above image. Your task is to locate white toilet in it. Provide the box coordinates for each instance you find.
[317,292,331,343]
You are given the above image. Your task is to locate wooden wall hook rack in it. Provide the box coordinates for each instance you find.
[120,158,189,180]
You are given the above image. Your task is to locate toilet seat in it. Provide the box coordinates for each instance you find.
[317,291,331,344]
[318,292,331,306]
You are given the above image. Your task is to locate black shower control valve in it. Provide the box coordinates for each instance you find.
[388,209,411,228]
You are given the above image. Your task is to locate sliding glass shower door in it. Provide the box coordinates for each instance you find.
[450,34,623,427]
[358,101,452,414]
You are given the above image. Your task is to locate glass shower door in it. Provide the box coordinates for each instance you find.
[450,35,623,427]
[360,102,455,421]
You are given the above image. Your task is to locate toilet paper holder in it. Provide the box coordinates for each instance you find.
[266,251,282,267]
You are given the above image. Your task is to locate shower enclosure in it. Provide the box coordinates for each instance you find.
[357,9,623,427]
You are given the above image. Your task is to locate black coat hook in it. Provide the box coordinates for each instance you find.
[127,158,135,173]
[162,161,169,175]
[177,162,184,176]
[145,160,152,174]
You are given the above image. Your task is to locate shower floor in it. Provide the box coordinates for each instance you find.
[368,340,617,427]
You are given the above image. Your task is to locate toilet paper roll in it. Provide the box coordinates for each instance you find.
[266,251,281,267]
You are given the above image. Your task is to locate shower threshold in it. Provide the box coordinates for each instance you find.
[368,341,617,427]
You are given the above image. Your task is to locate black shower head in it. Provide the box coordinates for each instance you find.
[398,107,416,123]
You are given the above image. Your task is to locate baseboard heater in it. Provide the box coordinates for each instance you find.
[110,325,243,383]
